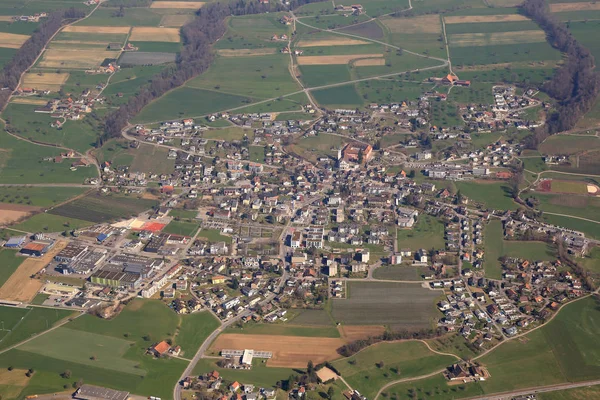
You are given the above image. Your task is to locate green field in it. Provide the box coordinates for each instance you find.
[538,134,600,155]
[12,213,93,233]
[0,300,189,399]
[187,55,301,99]
[332,341,457,399]
[168,209,198,220]
[288,309,335,326]
[299,65,352,87]
[450,42,561,67]
[75,7,164,27]
[175,312,220,356]
[540,386,600,399]
[133,87,252,123]
[197,229,232,243]
[48,193,158,224]
[331,282,440,329]
[567,21,600,71]
[0,307,75,351]
[542,214,600,240]
[527,192,600,223]
[397,215,445,251]
[162,220,199,237]
[0,249,24,287]
[0,187,87,208]
[455,181,519,211]
[224,323,341,338]
[312,84,364,108]
[0,129,98,184]
[2,103,100,154]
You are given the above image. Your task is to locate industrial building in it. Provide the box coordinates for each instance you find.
[4,236,26,248]
[54,243,88,263]
[20,240,54,257]
[74,384,129,400]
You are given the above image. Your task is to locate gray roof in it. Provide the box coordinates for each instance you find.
[75,385,129,400]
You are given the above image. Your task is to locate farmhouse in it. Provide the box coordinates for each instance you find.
[149,340,171,357]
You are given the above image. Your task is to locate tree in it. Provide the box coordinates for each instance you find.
[62,370,72,379]
[230,277,240,290]
[358,149,364,165]
[327,387,335,399]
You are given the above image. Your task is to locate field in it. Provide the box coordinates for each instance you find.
[538,134,600,155]
[0,32,28,49]
[0,203,37,225]
[48,192,158,224]
[448,31,546,47]
[543,214,600,240]
[224,323,341,338]
[38,48,114,69]
[0,187,85,208]
[62,26,131,34]
[455,181,518,211]
[484,220,555,279]
[549,2,600,12]
[0,129,98,184]
[197,228,232,243]
[162,220,199,237]
[175,312,220,356]
[332,341,458,399]
[130,27,181,42]
[289,133,348,163]
[0,249,25,287]
[444,14,530,23]
[210,333,345,368]
[331,282,440,329]
[0,241,68,302]
[396,214,445,251]
[540,386,600,400]
[0,306,75,351]
[0,300,188,399]
[296,37,371,47]
[372,265,432,281]
[133,87,251,123]
[550,179,591,194]
[150,1,205,8]
[312,85,364,108]
[12,213,93,233]
[21,72,70,91]
[297,54,383,65]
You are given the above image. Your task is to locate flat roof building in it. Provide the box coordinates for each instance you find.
[74,385,129,400]
[55,242,88,262]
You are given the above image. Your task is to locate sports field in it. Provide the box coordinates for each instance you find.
[332,341,458,399]
[162,220,199,237]
[331,282,440,329]
[210,333,345,367]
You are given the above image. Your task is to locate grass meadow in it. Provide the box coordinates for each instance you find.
[0,187,86,208]
[0,249,25,287]
[396,215,445,251]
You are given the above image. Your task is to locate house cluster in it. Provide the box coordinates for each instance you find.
[182,371,277,400]
[12,12,47,22]
[30,94,102,127]
[334,4,364,15]
[445,362,489,383]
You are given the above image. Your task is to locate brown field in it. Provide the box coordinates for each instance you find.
[550,2,600,12]
[455,60,558,71]
[22,72,70,91]
[210,334,344,368]
[0,241,67,302]
[297,54,382,65]
[381,15,441,34]
[0,203,40,225]
[0,369,30,398]
[130,27,181,42]
[297,37,371,47]
[39,48,114,69]
[160,14,194,27]
[353,58,386,66]
[449,31,546,47]
[217,48,276,57]
[338,325,386,341]
[151,1,205,9]
[0,16,14,22]
[11,97,50,105]
[444,14,529,23]
[0,32,29,49]
[63,25,131,34]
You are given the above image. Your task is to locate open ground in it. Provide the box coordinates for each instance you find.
[129,27,180,42]
[0,32,29,49]
[150,1,205,9]
[0,241,67,302]
[296,54,383,65]
[0,203,39,225]
[549,2,600,12]
[210,333,345,368]
[22,72,70,91]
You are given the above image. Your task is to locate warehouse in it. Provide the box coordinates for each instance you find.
[20,240,54,257]
[74,384,129,400]
[4,236,26,248]
[54,242,88,263]
[90,269,141,289]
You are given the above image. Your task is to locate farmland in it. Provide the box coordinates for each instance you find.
[332,341,458,399]
[0,300,188,399]
[331,282,440,329]
[169,311,220,356]
[0,129,98,184]
[12,213,93,233]
[538,134,600,155]
[0,306,75,351]
[210,333,345,368]
[224,322,341,338]
[0,249,24,288]
[0,186,86,208]
[48,193,158,224]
